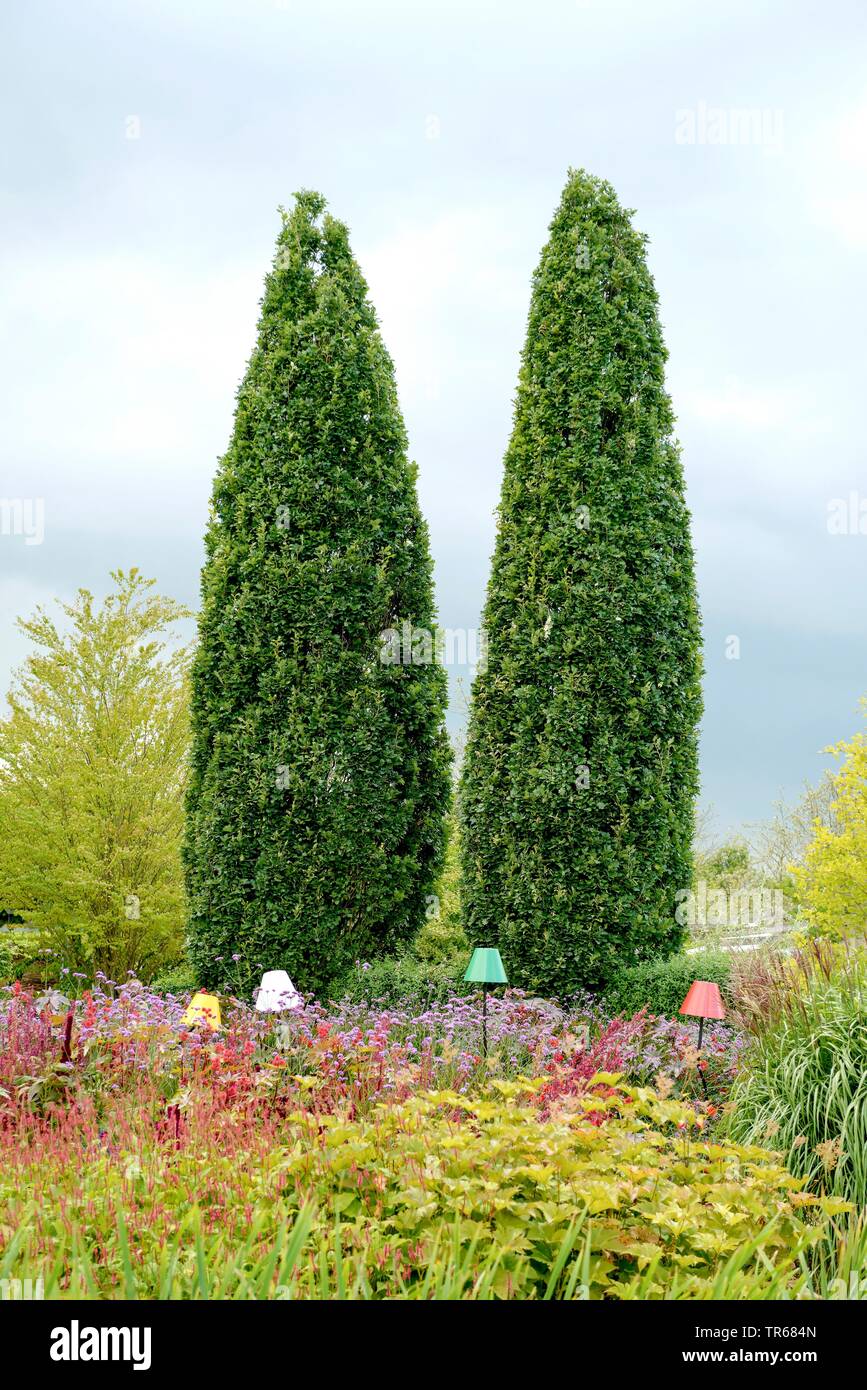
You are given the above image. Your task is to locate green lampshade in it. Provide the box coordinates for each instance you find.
[464,947,507,985]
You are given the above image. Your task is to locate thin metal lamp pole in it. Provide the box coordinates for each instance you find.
[464,949,507,1063]
[697,1015,707,1099]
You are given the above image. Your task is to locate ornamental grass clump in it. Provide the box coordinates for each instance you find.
[727,940,867,1206]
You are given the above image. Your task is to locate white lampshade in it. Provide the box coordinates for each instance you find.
[255,969,303,1013]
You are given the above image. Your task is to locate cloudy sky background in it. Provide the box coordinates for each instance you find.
[1,0,865,836]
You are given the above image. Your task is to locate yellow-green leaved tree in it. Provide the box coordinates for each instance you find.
[792,701,867,938]
[0,571,191,981]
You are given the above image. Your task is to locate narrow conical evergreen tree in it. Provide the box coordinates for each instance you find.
[185,192,451,995]
[460,170,702,996]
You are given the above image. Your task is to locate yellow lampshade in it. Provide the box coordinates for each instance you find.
[181,992,222,1031]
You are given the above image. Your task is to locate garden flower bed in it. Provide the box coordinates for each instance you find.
[0,978,846,1300]
[0,978,743,1119]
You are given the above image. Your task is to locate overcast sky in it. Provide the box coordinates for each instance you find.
[1,0,865,836]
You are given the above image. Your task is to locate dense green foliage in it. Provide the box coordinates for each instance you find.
[460,170,702,996]
[149,959,199,995]
[0,572,190,980]
[185,192,451,995]
[0,928,38,985]
[334,952,468,1007]
[604,950,731,1019]
[412,811,467,963]
[334,815,469,1004]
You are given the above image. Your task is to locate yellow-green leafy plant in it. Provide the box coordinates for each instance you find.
[0,1079,832,1300]
[791,701,867,938]
[0,571,191,981]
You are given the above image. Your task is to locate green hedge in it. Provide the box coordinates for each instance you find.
[149,961,199,995]
[332,953,470,1009]
[603,951,731,1019]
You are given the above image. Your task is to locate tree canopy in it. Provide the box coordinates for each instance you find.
[0,570,191,980]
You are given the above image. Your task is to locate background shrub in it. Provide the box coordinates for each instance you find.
[0,929,39,986]
[603,950,731,1019]
[790,706,867,938]
[149,960,199,995]
[332,952,469,1008]
[412,813,468,964]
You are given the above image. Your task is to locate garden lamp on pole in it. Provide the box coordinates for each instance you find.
[255,970,303,1013]
[679,980,726,1098]
[180,992,222,1031]
[464,948,508,1057]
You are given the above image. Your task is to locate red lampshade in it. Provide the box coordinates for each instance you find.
[679,980,726,1020]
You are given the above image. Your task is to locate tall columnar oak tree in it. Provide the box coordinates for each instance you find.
[185,192,451,995]
[460,170,703,996]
